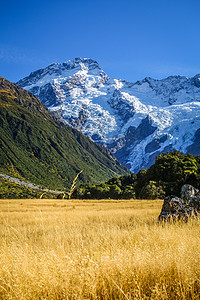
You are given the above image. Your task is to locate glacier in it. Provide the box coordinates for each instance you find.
[17,57,200,172]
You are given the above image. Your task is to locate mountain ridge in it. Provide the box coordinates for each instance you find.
[17,58,200,172]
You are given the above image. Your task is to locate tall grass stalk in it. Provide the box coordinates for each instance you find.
[68,170,82,200]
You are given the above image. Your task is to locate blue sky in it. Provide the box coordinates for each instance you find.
[1,0,200,82]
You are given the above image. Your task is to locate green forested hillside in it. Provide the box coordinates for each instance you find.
[0,77,129,191]
[73,150,200,199]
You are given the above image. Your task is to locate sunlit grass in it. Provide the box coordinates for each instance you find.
[0,199,199,299]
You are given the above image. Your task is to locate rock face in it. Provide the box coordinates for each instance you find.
[159,184,200,221]
[17,58,200,172]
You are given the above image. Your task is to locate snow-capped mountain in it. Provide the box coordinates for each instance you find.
[17,57,200,172]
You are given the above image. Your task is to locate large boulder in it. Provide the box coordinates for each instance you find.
[158,184,200,221]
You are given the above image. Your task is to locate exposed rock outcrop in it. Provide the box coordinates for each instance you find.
[158,184,200,221]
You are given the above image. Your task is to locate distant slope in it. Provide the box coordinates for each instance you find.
[0,77,129,190]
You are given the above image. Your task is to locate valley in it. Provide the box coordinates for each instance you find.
[0,77,128,191]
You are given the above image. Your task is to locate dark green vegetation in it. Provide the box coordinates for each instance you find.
[0,77,128,193]
[73,150,200,199]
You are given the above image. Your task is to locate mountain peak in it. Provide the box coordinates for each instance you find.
[62,57,102,71]
[17,58,104,88]
[17,60,200,173]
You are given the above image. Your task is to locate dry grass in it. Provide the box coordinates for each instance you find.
[0,198,200,299]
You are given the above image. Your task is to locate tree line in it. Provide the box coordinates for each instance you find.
[73,150,200,199]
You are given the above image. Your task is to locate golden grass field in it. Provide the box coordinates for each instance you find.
[0,198,200,299]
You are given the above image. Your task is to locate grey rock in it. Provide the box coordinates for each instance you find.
[187,128,200,156]
[145,135,167,154]
[145,139,161,153]
[108,89,135,122]
[109,116,157,164]
[181,184,199,201]
[158,184,200,221]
